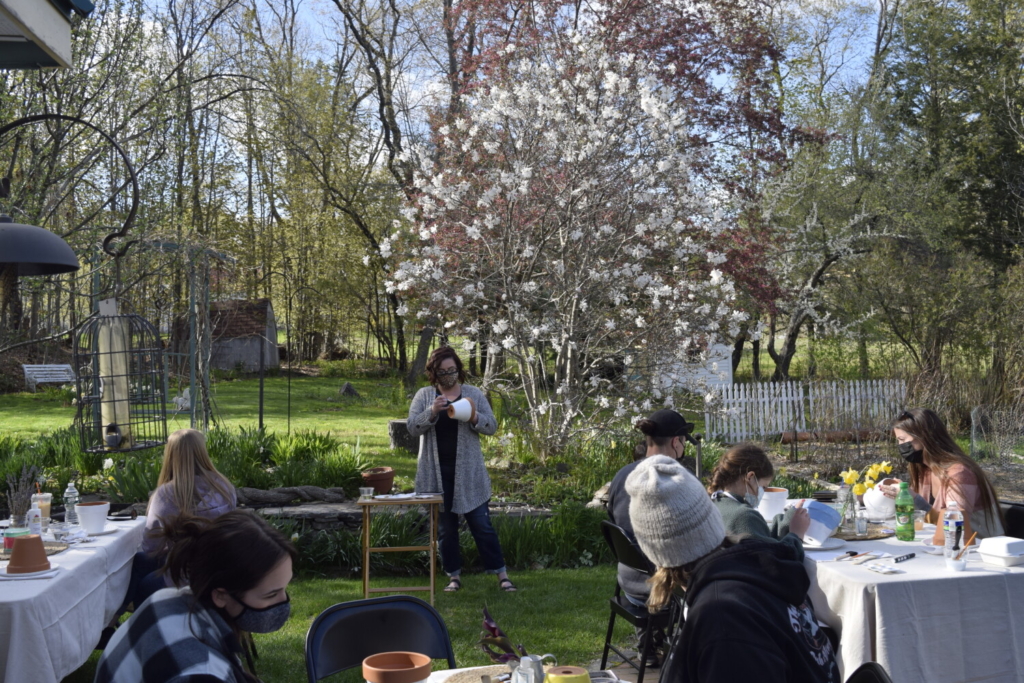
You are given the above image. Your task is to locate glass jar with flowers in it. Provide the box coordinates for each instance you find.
[838,461,893,523]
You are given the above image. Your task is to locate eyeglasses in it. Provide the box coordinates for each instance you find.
[436,368,459,376]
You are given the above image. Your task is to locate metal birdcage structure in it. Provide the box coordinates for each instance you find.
[74,304,167,453]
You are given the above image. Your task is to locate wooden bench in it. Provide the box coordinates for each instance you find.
[22,364,76,393]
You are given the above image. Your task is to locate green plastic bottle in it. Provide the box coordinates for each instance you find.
[895,481,916,541]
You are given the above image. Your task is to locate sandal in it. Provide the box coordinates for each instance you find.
[444,577,462,593]
[499,578,518,592]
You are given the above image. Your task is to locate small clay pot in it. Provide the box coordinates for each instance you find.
[362,466,396,495]
[8,534,51,574]
[362,652,431,683]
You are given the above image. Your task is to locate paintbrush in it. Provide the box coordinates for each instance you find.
[955,532,978,561]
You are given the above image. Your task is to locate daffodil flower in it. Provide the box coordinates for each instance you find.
[852,483,867,496]
[865,480,876,489]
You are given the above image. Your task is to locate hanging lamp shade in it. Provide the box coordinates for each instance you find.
[0,215,80,275]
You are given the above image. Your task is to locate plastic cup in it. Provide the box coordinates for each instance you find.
[855,508,869,536]
[946,557,967,571]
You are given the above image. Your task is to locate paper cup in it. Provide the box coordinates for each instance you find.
[447,398,473,422]
[76,501,110,534]
[802,500,842,546]
[757,487,789,520]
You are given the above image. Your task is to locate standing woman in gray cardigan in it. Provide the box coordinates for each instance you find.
[407,346,516,593]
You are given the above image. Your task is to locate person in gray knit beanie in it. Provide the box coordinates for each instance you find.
[625,455,726,568]
[627,459,840,683]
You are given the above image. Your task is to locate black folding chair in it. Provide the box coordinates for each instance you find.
[1001,501,1024,539]
[845,662,894,683]
[599,521,673,683]
[304,595,456,683]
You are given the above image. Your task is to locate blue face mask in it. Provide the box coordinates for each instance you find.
[232,593,291,633]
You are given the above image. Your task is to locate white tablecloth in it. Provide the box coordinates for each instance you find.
[0,518,146,683]
[805,529,1024,683]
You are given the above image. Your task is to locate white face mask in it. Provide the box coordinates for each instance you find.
[744,476,764,508]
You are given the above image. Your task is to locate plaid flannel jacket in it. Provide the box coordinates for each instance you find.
[94,588,248,683]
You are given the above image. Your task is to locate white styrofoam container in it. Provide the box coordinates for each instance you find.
[979,552,1024,567]
[978,536,1024,557]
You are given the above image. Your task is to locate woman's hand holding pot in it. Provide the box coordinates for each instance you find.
[789,500,810,538]
[431,395,449,417]
[878,479,902,499]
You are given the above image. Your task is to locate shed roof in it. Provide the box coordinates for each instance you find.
[210,299,274,340]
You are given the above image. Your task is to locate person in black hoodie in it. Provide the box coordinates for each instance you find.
[626,455,840,683]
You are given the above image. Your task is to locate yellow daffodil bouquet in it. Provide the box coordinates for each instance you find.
[837,461,893,522]
[840,461,894,496]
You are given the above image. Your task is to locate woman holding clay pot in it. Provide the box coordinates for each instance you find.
[407,346,515,593]
[96,510,295,683]
[707,443,810,561]
[881,408,1004,544]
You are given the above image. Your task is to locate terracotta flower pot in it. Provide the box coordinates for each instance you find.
[8,534,51,574]
[362,467,396,495]
[362,652,431,683]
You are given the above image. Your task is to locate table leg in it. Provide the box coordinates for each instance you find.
[363,505,370,600]
[429,502,437,606]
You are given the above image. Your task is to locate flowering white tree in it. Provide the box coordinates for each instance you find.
[389,32,747,452]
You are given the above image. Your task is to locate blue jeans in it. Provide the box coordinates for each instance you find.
[121,551,167,612]
[438,501,506,577]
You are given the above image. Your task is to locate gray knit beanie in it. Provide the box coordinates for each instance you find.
[626,455,726,568]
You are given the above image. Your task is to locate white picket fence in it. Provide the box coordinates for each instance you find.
[704,379,906,442]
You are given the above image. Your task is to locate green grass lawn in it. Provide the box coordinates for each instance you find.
[63,566,631,682]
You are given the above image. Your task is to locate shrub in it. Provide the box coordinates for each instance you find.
[206,427,275,490]
[104,453,162,504]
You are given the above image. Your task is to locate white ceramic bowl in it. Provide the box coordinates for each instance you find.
[75,501,110,534]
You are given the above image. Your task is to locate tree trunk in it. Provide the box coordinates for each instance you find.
[772,311,809,381]
[731,324,748,374]
[0,265,22,333]
[806,322,817,379]
[752,338,762,381]
[405,317,437,389]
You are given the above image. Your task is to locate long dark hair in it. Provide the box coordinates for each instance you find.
[707,443,774,493]
[425,346,467,386]
[162,510,296,611]
[159,511,296,680]
[893,408,1003,528]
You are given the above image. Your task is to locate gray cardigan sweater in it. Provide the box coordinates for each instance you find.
[407,384,497,514]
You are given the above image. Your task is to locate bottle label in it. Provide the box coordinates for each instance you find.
[897,513,911,525]
[944,520,963,531]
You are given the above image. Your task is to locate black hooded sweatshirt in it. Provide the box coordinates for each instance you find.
[660,538,840,683]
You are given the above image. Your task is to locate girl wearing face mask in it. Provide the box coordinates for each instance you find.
[95,510,296,683]
[882,408,1004,544]
[708,443,810,560]
[407,346,514,593]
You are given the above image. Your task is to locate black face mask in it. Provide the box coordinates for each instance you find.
[231,593,291,633]
[898,441,924,464]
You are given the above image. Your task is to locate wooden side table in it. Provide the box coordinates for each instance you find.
[358,495,442,605]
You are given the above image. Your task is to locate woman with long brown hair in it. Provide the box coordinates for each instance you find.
[707,443,809,559]
[888,408,1004,543]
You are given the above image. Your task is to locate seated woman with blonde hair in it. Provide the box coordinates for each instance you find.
[123,428,237,611]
